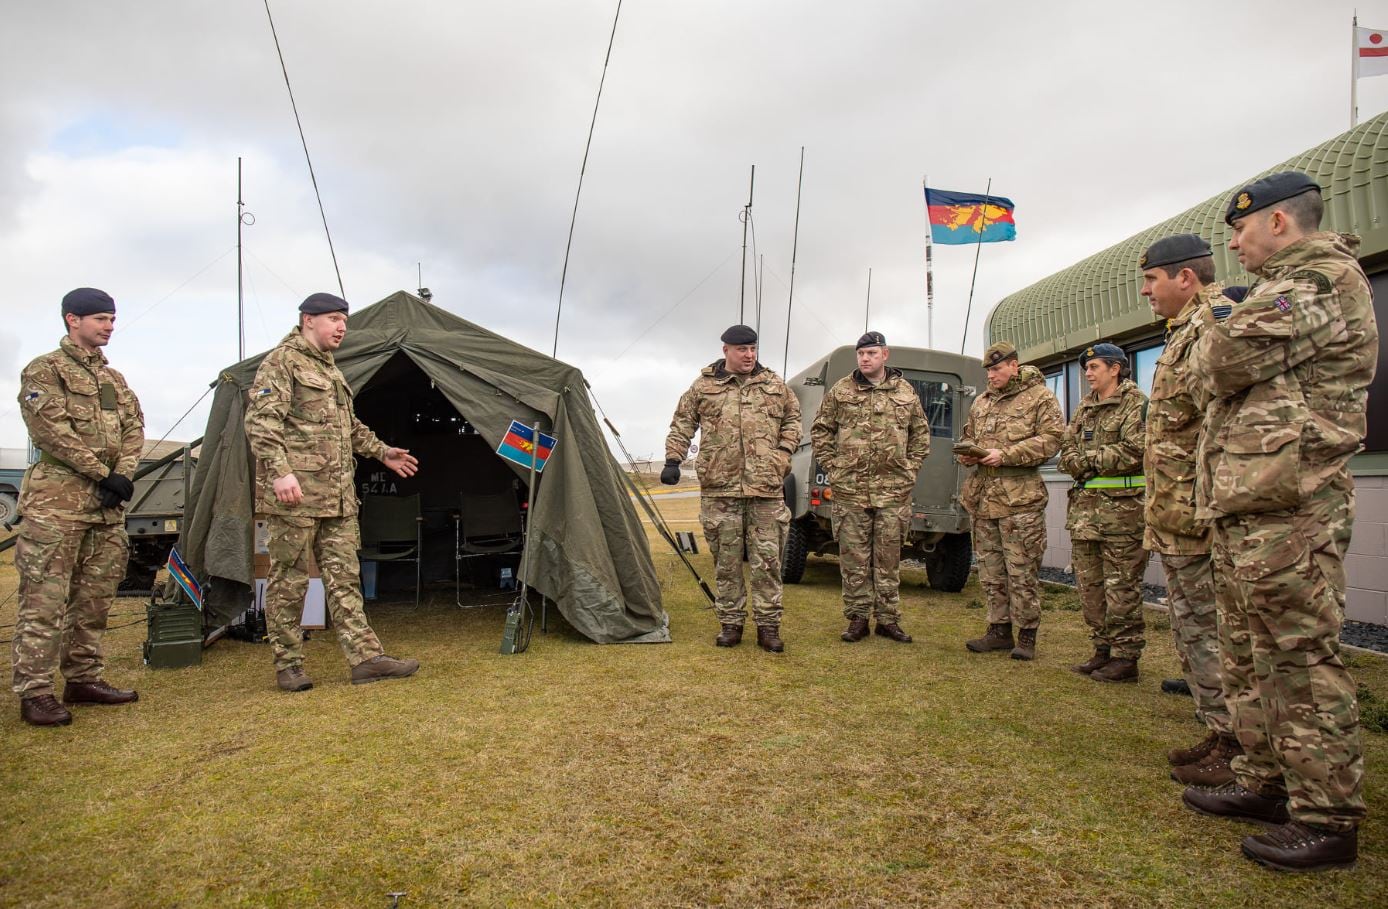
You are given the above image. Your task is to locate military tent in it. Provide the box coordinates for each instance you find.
[176,291,669,644]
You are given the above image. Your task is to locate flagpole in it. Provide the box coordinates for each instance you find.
[1353,12,1360,128]
[923,176,936,350]
[739,164,755,324]
[783,146,805,377]
[959,177,993,356]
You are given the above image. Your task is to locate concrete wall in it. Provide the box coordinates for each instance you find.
[1038,473,1388,626]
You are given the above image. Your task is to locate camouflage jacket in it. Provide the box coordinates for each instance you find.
[810,368,930,507]
[958,365,1064,520]
[245,329,389,518]
[1190,232,1378,521]
[665,360,801,499]
[1059,379,1147,541]
[17,336,145,525]
[1143,286,1223,555]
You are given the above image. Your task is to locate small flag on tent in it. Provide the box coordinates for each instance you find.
[925,188,1017,245]
[497,420,557,473]
[167,546,203,610]
[1356,27,1388,78]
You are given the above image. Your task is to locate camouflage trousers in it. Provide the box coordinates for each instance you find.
[973,509,1046,630]
[831,502,910,622]
[1159,552,1230,735]
[698,496,789,628]
[1212,501,1364,831]
[265,514,384,672]
[1326,467,1355,610]
[1071,537,1147,660]
[10,516,128,698]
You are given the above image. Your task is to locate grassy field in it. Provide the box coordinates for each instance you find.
[0,499,1384,908]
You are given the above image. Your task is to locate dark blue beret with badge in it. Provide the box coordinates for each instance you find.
[1224,171,1321,225]
[1139,234,1212,270]
[61,287,116,317]
[300,292,349,314]
[720,324,758,345]
[856,330,886,349]
[1080,342,1126,367]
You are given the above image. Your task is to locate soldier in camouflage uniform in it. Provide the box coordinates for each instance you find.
[12,288,143,727]
[1058,343,1148,683]
[245,293,421,692]
[1137,234,1240,786]
[1182,173,1377,872]
[662,324,801,652]
[957,342,1065,661]
[810,332,930,644]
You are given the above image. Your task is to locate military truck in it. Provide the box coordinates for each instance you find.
[782,346,985,591]
[0,447,37,527]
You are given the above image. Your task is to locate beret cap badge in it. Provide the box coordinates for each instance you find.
[1235,192,1252,211]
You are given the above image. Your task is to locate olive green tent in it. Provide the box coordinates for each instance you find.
[176,291,669,644]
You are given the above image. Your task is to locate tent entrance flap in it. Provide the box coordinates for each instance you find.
[353,352,526,593]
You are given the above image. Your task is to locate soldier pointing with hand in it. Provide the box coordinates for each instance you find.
[245,292,422,692]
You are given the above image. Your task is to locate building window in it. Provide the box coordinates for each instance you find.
[1044,369,1066,420]
[1132,343,1164,395]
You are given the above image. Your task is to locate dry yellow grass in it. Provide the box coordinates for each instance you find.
[0,505,1384,908]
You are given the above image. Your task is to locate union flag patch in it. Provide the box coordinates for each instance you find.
[1275,296,1292,312]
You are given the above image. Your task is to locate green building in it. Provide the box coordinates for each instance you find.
[984,112,1388,625]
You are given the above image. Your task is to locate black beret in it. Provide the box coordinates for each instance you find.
[61,287,115,317]
[1222,285,1249,303]
[1225,171,1321,225]
[1139,234,1212,270]
[299,292,349,314]
[1080,342,1126,367]
[720,324,757,345]
[856,331,886,349]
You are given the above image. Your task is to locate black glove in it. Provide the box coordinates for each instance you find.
[660,458,681,485]
[98,472,135,508]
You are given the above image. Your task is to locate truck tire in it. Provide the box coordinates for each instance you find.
[0,493,16,528]
[925,532,972,592]
[782,519,809,584]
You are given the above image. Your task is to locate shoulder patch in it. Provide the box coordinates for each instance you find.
[23,389,41,402]
[1290,269,1333,295]
[1274,296,1292,313]
[1211,304,1232,321]
[255,387,273,397]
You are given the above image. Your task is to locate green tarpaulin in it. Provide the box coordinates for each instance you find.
[177,291,669,644]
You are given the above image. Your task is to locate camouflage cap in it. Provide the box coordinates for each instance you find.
[61,287,115,317]
[856,330,886,349]
[1139,234,1211,270]
[1080,342,1126,367]
[982,341,1017,367]
[720,324,757,345]
[1225,171,1320,225]
[300,292,349,314]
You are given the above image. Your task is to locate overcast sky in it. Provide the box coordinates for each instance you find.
[3,1,1387,460]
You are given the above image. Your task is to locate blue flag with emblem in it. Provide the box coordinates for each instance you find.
[166,546,203,610]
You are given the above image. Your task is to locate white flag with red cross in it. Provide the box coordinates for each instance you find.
[1356,27,1388,78]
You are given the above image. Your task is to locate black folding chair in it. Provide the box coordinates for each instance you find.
[358,494,423,609]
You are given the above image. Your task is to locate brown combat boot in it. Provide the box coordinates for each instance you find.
[1241,822,1358,872]
[965,623,1014,653]
[276,666,314,692]
[62,680,139,705]
[841,616,870,642]
[1168,729,1221,767]
[1183,782,1290,825]
[20,695,72,727]
[350,654,420,685]
[1091,657,1139,683]
[1071,645,1111,675]
[756,625,784,653]
[715,624,744,647]
[874,622,912,643]
[1171,735,1241,787]
[1011,627,1037,661]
